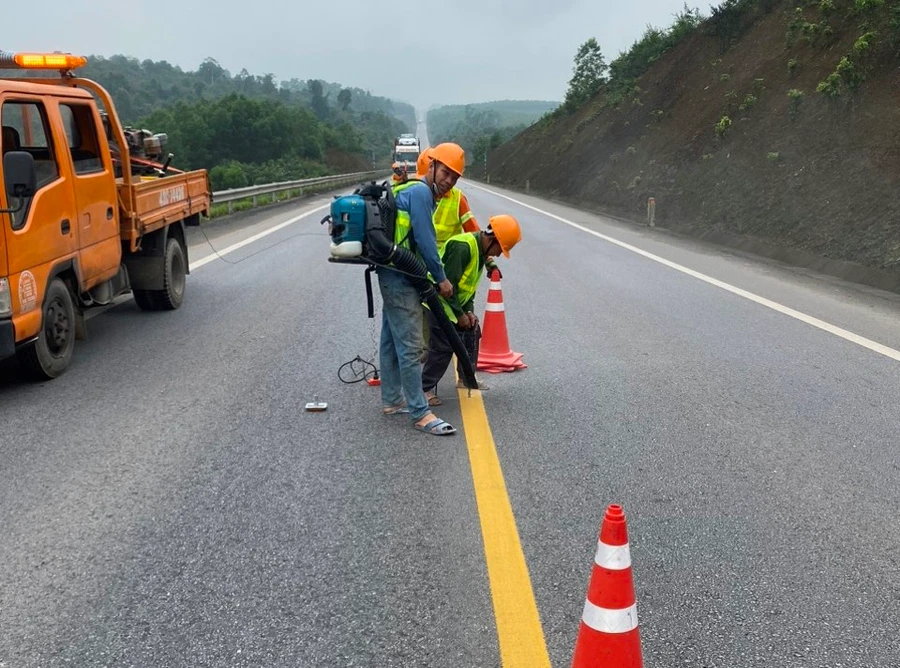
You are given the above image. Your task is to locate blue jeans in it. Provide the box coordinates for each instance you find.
[377,269,430,421]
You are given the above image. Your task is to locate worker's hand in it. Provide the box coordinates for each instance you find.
[438,279,453,299]
[456,313,471,329]
[466,312,479,329]
[486,263,502,280]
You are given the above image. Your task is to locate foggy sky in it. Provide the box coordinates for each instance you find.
[8,0,699,110]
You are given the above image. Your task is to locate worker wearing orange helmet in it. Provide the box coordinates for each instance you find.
[422,214,522,405]
[377,142,465,436]
[417,145,502,278]
[415,147,433,179]
[390,161,409,183]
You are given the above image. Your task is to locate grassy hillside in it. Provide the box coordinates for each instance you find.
[487,0,900,283]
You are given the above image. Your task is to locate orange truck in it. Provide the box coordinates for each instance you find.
[0,51,211,380]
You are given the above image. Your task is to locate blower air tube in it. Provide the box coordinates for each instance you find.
[365,208,479,391]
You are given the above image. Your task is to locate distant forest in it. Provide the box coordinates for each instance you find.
[13,55,417,190]
[426,100,558,174]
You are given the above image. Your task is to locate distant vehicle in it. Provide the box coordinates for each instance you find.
[394,145,419,171]
[0,51,211,379]
[393,134,420,171]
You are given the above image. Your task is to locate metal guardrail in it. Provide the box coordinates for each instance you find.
[211,170,388,214]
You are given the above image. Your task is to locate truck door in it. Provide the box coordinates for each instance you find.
[57,101,119,287]
[1,98,78,326]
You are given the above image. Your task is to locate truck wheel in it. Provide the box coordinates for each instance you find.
[156,237,186,310]
[132,289,160,311]
[19,278,76,380]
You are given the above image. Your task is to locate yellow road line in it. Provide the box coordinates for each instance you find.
[457,387,552,667]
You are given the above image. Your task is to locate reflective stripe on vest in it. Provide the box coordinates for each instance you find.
[437,233,481,324]
[391,180,424,251]
[433,187,462,250]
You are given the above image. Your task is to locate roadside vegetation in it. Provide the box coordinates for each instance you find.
[14,56,417,190]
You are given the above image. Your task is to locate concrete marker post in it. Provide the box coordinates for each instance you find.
[647,197,656,227]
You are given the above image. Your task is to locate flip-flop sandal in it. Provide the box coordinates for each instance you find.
[425,393,442,406]
[414,418,457,435]
[382,404,410,415]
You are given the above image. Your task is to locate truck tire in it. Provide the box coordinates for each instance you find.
[132,237,186,312]
[156,237,186,310]
[132,289,161,311]
[19,278,76,380]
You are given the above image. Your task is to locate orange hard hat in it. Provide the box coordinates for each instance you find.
[486,214,521,258]
[430,142,465,177]
[416,146,433,176]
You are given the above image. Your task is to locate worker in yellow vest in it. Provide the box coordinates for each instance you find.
[417,147,501,278]
[422,215,522,405]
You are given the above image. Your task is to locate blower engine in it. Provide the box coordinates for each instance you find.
[322,181,479,390]
[99,110,175,179]
[122,126,170,162]
[327,193,367,259]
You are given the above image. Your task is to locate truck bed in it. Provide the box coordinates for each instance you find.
[117,169,211,250]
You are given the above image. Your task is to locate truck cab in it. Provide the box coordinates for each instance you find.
[0,51,210,380]
[393,134,420,174]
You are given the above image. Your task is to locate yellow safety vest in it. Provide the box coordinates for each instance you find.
[391,179,427,251]
[434,233,482,324]
[433,187,474,251]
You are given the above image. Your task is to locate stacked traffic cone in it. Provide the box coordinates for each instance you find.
[572,504,643,668]
[477,269,527,373]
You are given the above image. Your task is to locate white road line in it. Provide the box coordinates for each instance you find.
[189,203,330,270]
[85,203,329,321]
[467,182,900,364]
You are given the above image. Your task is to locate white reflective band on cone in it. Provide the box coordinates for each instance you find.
[581,600,639,634]
[594,541,631,570]
[490,281,502,289]
[485,303,505,312]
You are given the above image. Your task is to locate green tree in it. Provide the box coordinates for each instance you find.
[209,160,249,189]
[308,79,330,120]
[198,57,225,85]
[338,88,352,111]
[564,38,608,111]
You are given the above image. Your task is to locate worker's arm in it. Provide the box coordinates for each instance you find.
[458,192,480,233]
[406,184,447,284]
[440,240,471,318]
[457,192,501,276]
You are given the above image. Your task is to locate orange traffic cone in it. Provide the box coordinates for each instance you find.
[477,269,527,373]
[572,504,643,668]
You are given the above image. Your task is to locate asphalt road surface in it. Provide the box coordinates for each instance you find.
[2,168,900,667]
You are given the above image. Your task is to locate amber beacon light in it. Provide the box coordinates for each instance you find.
[0,51,87,71]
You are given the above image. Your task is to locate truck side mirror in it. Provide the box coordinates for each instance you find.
[3,151,37,199]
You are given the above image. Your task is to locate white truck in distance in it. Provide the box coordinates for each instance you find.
[393,133,420,172]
